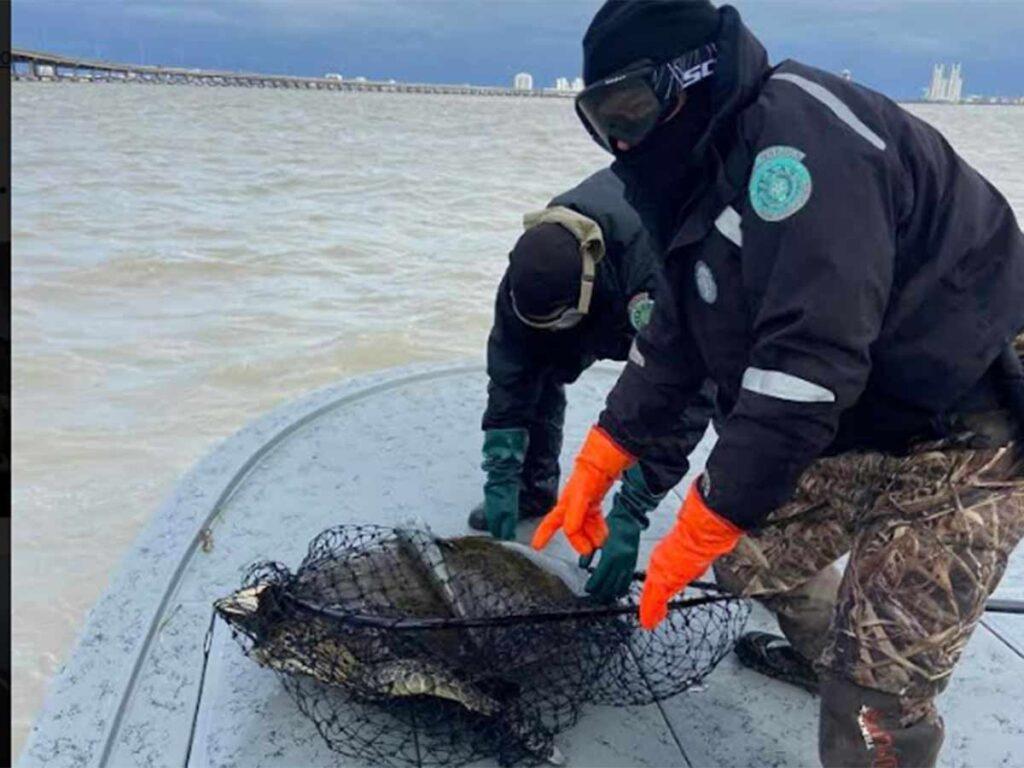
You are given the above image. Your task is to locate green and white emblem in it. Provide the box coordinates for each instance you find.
[627,292,655,331]
[749,145,813,222]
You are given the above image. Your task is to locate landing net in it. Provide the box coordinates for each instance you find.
[218,524,750,767]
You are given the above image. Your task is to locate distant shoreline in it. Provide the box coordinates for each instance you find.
[901,99,1024,107]
[9,48,576,99]
[10,48,1023,105]
[11,79,1024,107]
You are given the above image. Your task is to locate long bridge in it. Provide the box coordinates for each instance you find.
[9,48,576,98]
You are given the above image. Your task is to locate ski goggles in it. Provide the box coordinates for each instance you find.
[510,291,587,332]
[575,44,717,153]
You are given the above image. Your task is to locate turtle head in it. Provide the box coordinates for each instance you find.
[214,582,286,642]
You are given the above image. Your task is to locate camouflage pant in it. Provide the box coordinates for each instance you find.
[715,430,1024,699]
[716,429,1022,766]
[716,428,1019,684]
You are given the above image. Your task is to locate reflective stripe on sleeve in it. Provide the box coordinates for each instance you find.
[741,367,836,403]
[771,73,887,151]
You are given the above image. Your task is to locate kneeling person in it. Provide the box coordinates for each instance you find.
[472,168,715,600]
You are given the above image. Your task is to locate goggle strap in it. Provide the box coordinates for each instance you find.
[578,251,596,315]
[509,289,584,331]
[510,289,554,329]
[522,207,605,263]
[521,205,605,318]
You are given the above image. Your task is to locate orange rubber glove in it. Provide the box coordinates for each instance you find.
[639,478,743,630]
[531,426,634,556]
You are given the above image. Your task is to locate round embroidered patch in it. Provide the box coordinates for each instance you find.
[627,292,655,331]
[749,145,813,222]
[694,261,717,304]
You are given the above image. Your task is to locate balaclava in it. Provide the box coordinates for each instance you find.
[508,223,582,321]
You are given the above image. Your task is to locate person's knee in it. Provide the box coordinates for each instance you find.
[711,557,748,596]
[819,673,944,768]
[714,544,839,598]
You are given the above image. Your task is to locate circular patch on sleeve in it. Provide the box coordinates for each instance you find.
[627,292,655,331]
[694,261,717,304]
[749,145,813,222]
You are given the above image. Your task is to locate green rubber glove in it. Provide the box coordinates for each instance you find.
[581,464,665,601]
[482,428,529,541]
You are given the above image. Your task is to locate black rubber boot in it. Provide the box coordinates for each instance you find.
[819,673,944,767]
[735,631,820,694]
[467,495,552,532]
[467,502,489,532]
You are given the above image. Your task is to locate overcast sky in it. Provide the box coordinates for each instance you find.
[12,1,1024,99]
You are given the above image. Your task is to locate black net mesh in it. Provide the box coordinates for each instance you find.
[215,524,750,767]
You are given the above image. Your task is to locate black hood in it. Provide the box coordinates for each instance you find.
[694,5,771,158]
[612,5,770,249]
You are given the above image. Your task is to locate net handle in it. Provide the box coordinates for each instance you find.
[283,581,740,631]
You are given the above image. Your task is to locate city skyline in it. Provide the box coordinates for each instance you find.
[11,0,1024,100]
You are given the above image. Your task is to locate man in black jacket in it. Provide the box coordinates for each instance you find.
[473,167,715,601]
[531,2,1024,765]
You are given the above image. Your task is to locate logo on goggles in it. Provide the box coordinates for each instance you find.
[651,42,716,102]
[667,59,716,91]
[655,43,718,98]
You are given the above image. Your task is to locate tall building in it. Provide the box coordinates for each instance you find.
[926,64,965,103]
[928,64,945,101]
[554,77,571,92]
[947,63,964,103]
[513,72,534,91]
[571,77,584,92]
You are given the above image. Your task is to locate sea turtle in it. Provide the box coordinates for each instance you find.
[214,525,597,765]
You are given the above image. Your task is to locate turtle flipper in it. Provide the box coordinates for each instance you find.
[494,710,560,768]
[359,659,501,715]
[362,660,563,766]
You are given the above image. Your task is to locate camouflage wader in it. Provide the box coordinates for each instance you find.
[715,413,1023,767]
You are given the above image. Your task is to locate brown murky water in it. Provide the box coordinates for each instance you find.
[11,82,1024,760]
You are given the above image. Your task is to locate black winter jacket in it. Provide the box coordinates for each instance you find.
[600,6,1024,530]
[484,168,661,429]
[483,168,714,498]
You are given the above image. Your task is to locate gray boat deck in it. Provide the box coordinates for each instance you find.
[20,363,1024,768]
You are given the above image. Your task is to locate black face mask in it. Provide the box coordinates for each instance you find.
[611,83,713,250]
